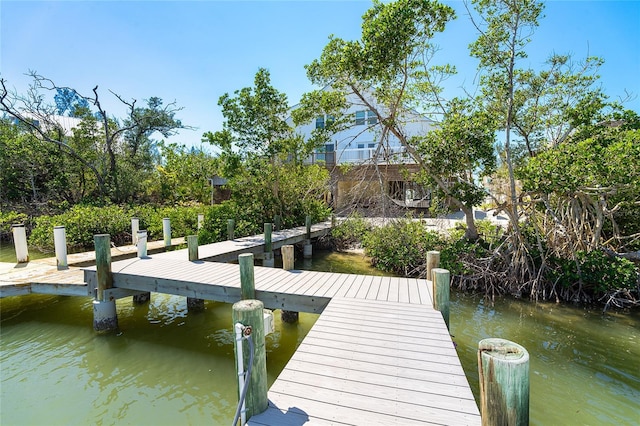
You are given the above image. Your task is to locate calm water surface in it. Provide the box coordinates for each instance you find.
[1,249,639,425]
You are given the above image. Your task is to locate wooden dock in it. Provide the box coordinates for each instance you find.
[1,220,481,424]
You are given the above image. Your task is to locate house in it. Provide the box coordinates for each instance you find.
[292,89,437,210]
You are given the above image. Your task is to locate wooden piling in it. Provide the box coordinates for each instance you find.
[263,223,274,267]
[53,226,68,269]
[131,217,139,245]
[186,234,204,311]
[426,250,440,282]
[197,213,204,230]
[432,268,450,330]
[187,235,199,261]
[227,219,235,240]
[137,230,148,258]
[12,224,29,263]
[162,217,171,247]
[478,338,530,426]
[232,299,268,421]
[282,245,295,271]
[274,214,281,231]
[93,234,118,332]
[305,215,312,239]
[239,253,255,300]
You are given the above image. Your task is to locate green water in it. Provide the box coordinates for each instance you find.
[1,249,639,425]
[0,240,50,262]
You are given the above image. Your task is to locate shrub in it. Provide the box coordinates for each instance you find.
[0,210,28,239]
[362,218,443,276]
[330,213,372,250]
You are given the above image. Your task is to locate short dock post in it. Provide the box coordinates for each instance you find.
[303,215,313,259]
[274,214,281,231]
[281,244,299,323]
[12,224,29,263]
[232,299,268,422]
[197,213,204,230]
[163,217,171,247]
[432,268,450,330]
[227,219,235,240]
[426,250,440,282]
[262,223,274,267]
[53,225,68,269]
[137,230,148,258]
[186,235,204,311]
[331,213,336,227]
[478,338,530,426]
[131,217,139,245]
[93,234,118,333]
[239,253,255,299]
[282,245,295,271]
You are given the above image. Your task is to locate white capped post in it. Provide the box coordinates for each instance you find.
[53,226,68,269]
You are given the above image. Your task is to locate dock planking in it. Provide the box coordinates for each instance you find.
[2,219,481,424]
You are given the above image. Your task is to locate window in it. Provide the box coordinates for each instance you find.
[368,143,375,148]
[367,110,378,125]
[357,143,365,149]
[315,116,325,129]
[355,110,377,125]
[316,114,335,129]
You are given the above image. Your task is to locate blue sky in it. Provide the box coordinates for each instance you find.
[2,0,639,149]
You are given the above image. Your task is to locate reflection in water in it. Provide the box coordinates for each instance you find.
[1,249,638,425]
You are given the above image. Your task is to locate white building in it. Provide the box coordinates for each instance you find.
[292,89,438,209]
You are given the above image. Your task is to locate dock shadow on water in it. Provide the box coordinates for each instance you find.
[0,293,318,425]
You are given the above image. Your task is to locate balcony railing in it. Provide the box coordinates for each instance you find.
[305,148,413,166]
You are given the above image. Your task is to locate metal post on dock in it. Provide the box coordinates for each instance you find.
[478,338,530,426]
[197,213,204,230]
[281,245,299,323]
[227,219,235,240]
[185,235,204,311]
[263,223,274,267]
[232,299,268,422]
[12,224,29,263]
[304,215,313,259]
[131,217,139,245]
[426,250,440,282]
[239,253,255,300]
[93,234,118,333]
[432,268,450,330]
[53,226,68,269]
[163,218,171,247]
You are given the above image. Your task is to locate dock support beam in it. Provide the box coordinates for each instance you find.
[232,299,268,422]
[93,234,118,333]
[478,338,530,426]
[12,224,29,263]
[426,250,440,282]
[163,217,171,247]
[239,253,255,300]
[262,223,274,267]
[281,244,299,323]
[53,226,68,269]
[432,268,450,330]
[137,230,148,258]
[227,219,235,240]
[131,217,139,245]
[186,235,204,311]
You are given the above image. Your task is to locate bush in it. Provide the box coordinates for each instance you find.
[548,250,638,294]
[0,210,28,239]
[330,213,372,250]
[362,218,443,276]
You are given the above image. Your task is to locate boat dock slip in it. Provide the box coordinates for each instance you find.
[249,297,480,425]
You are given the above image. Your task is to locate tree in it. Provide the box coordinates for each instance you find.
[0,72,188,204]
[297,0,496,239]
[203,68,330,225]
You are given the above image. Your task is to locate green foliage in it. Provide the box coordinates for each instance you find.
[0,210,28,237]
[330,213,372,250]
[362,218,443,275]
[548,251,637,294]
